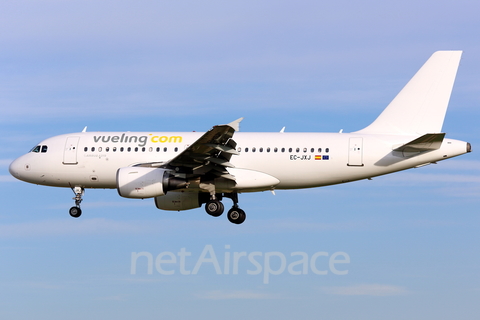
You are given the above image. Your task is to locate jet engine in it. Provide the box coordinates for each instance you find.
[116,167,187,199]
[155,191,205,211]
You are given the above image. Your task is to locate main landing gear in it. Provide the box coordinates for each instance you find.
[69,186,84,218]
[204,192,246,224]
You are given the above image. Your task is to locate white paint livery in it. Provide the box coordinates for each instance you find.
[9,51,471,224]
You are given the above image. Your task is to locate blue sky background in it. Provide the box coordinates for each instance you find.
[1,1,479,319]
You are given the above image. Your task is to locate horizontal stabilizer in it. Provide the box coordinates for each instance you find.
[393,133,445,152]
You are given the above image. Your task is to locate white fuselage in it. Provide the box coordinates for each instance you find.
[9,131,469,191]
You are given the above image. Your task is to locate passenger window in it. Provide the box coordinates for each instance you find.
[91,147,95,152]
[84,147,88,152]
[164,147,168,152]
[149,147,152,152]
[134,147,138,152]
[113,147,117,152]
[281,148,285,153]
[259,147,263,152]
[318,148,322,153]
[127,147,131,152]
[238,147,241,152]
[311,148,314,153]
[326,148,330,153]
[288,148,292,152]
[296,148,300,153]
[252,147,256,152]
[174,147,178,152]
[98,147,102,152]
[303,148,307,153]
[142,147,146,152]
[156,147,160,152]
[274,147,278,152]
[245,148,249,152]
[106,147,109,152]
[120,147,124,152]
[267,147,270,152]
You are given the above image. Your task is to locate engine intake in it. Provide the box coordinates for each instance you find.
[116,167,187,199]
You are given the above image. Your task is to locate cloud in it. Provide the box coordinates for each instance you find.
[376,172,480,185]
[96,295,128,301]
[0,218,150,238]
[259,219,369,233]
[436,160,480,171]
[321,284,408,296]
[196,290,280,300]
[22,281,63,290]
[0,214,371,238]
[0,175,16,182]
[0,159,13,167]
[46,200,152,210]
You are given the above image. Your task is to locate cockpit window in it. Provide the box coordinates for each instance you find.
[30,145,41,153]
[41,145,48,153]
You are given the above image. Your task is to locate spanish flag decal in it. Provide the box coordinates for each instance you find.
[315,155,322,160]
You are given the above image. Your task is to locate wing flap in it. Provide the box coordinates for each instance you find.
[205,143,240,155]
[161,118,243,180]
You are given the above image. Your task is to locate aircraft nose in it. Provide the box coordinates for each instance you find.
[9,158,20,178]
[9,157,28,180]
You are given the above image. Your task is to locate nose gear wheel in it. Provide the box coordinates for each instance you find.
[69,186,84,218]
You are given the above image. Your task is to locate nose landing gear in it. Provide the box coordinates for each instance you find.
[69,186,84,218]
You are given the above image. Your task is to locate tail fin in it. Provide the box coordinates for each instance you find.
[356,51,462,135]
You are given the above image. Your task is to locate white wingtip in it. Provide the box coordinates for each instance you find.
[227,117,244,131]
[82,126,87,132]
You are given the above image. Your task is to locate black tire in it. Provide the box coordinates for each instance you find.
[69,206,82,218]
[205,200,224,217]
[227,208,246,224]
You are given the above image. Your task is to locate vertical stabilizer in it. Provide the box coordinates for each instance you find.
[356,51,462,135]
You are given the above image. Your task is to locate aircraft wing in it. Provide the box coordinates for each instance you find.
[160,118,243,180]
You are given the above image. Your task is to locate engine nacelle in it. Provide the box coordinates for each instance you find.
[155,192,203,211]
[116,167,187,199]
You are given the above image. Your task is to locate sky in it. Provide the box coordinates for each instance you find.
[1,0,480,319]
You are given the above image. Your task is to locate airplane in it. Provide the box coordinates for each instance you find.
[9,51,471,224]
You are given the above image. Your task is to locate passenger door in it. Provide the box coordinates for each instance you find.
[63,136,80,164]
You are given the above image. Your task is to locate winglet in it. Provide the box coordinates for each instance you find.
[82,126,87,132]
[227,117,244,132]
